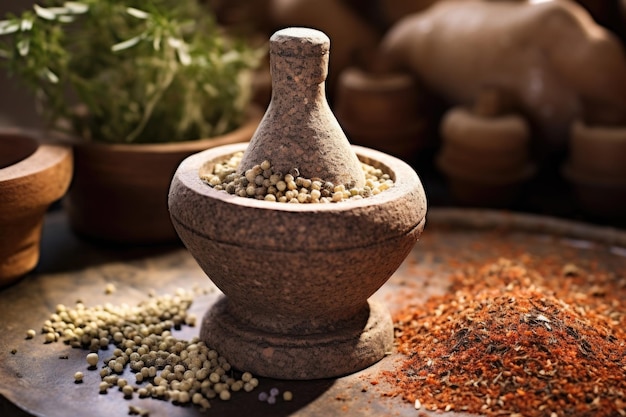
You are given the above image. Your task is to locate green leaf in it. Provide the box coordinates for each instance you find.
[63,2,89,14]
[43,67,59,83]
[17,39,30,56]
[20,19,33,31]
[57,15,75,23]
[111,35,143,52]
[126,7,149,19]
[168,37,191,65]
[33,5,57,21]
[0,21,20,35]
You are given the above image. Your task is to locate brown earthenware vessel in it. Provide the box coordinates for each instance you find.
[562,120,626,220]
[0,129,72,286]
[63,107,262,245]
[334,67,430,161]
[436,105,536,207]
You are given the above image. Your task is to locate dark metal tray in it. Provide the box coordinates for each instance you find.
[1,208,625,417]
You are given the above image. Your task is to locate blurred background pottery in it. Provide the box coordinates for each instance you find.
[0,129,72,286]
[436,89,536,207]
[64,107,262,245]
[562,120,626,221]
[335,67,432,161]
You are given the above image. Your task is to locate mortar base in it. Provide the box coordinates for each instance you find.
[199,296,393,380]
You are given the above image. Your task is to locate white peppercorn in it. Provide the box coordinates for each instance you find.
[86,352,99,367]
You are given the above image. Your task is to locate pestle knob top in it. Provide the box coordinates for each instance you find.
[270,27,330,58]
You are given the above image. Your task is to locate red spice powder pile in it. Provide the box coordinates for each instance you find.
[382,257,626,417]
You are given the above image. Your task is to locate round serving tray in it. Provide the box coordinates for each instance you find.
[1,208,624,417]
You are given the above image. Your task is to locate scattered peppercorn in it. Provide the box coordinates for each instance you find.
[380,257,626,417]
[201,152,393,203]
[74,371,84,383]
[128,405,150,416]
[104,283,116,294]
[36,287,259,410]
[25,329,36,339]
[86,352,99,367]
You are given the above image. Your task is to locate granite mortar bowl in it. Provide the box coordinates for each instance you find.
[168,142,427,379]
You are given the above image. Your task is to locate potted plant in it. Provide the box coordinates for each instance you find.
[0,0,264,244]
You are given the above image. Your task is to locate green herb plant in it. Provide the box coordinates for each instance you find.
[0,1,264,143]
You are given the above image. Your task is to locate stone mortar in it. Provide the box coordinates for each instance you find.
[169,142,427,379]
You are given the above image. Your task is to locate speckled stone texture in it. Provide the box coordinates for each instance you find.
[200,297,393,380]
[168,27,426,380]
[238,27,365,188]
[169,143,427,379]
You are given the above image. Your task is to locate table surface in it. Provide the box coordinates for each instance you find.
[1,208,626,417]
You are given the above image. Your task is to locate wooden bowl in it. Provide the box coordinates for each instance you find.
[0,129,72,286]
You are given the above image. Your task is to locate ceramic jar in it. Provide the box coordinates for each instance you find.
[63,107,262,244]
[334,67,431,161]
[0,129,72,286]
[562,120,626,221]
[436,101,536,207]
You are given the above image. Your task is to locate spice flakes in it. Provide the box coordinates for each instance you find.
[382,258,626,417]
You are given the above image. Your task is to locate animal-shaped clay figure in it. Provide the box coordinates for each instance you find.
[379,0,626,153]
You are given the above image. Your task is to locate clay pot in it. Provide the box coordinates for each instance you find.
[169,143,427,379]
[334,67,430,161]
[0,129,72,286]
[436,106,536,207]
[64,107,262,244]
[562,120,626,220]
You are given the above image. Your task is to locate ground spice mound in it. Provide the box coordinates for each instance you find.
[384,258,626,417]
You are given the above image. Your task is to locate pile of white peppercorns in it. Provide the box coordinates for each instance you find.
[201,152,394,203]
[29,288,263,411]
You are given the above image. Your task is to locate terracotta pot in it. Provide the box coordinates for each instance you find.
[566,120,626,179]
[436,106,536,207]
[562,120,626,220]
[0,129,72,286]
[334,67,430,160]
[63,107,262,244]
